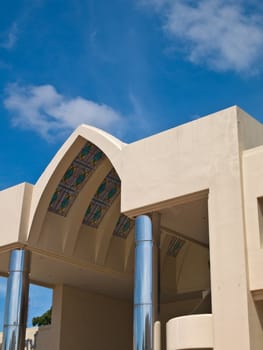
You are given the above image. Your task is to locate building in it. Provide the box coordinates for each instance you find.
[0,327,38,350]
[0,106,263,350]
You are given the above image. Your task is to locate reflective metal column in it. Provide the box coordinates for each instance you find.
[152,213,161,350]
[2,249,31,350]
[134,215,153,350]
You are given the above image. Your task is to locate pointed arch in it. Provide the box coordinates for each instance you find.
[27,125,126,245]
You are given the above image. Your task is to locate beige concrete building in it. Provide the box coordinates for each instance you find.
[1,105,263,350]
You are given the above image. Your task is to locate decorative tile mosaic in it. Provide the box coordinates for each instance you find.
[113,214,134,239]
[83,168,121,228]
[82,201,107,227]
[167,237,185,257]
[49,142,105,216]
[49,188,77,216]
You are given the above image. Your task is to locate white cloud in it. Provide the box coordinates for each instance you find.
[0,22,18,49]
[4,83,125,140]
[140,0,263,73]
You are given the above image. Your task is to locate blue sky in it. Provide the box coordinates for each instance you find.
[0,0,263,331]
[1,0,263,187]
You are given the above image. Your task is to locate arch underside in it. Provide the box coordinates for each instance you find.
[28,138,209,305]
[33,141,135,274]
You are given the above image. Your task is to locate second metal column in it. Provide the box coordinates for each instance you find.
[133,215,153,350]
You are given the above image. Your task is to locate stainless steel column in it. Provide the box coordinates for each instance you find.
[134,215,153,350]
[2,249,31,350]
[152,213,161,350]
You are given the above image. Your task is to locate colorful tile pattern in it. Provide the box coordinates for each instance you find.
[113,214,134,239]
[49,142,105,216]
[83,169,121,227]
[167,237,185,257]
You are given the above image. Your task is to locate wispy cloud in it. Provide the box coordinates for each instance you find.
[140,0,263,73]
[128,91,154,137]
[0,22,18,49]
[4,83,125,141]
[0,2,46,51]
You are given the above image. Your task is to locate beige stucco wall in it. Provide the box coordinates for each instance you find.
[34,325,53,350]
[242,145,263,349]
[0,182,32,245]
[242,145,263,290]
[238,109,263,350]
[57,285,132,350]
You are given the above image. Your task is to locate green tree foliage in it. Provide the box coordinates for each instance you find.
[32,308,52,327]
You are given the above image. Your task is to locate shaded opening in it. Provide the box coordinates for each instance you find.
[157,194,211,348]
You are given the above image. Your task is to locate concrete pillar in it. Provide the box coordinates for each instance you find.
[2,249,31,350]
[133,215,154,350]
